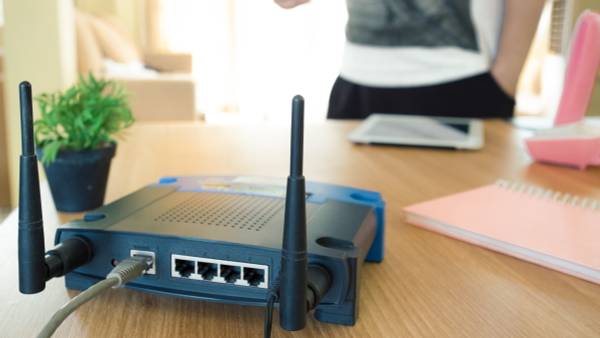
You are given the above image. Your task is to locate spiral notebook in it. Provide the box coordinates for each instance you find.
[404,180,600,284]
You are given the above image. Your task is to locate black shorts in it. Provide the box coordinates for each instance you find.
[327,73,515,119]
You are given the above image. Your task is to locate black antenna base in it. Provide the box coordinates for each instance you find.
[45,237,94,280]
[306,265,331,311]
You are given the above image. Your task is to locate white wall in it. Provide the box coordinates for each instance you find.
[3,0,76,206]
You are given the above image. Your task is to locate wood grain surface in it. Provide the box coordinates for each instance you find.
[1,120,599,337]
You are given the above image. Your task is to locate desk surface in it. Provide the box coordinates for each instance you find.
[1,120,600,337]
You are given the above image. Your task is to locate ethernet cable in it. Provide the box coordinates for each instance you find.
[38,256,153,338]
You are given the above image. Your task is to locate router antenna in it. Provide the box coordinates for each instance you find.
[18,81,47,294]
[279,95,308,331]
[17,82,93,294]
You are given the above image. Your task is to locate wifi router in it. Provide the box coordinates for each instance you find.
[18,83,385,334]
[58,175,384,325]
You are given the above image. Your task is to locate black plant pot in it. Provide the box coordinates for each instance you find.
[37,143,116,212]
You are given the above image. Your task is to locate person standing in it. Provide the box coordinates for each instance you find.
[275,0,545,119]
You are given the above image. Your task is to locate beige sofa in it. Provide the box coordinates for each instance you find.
[75,10,196,121]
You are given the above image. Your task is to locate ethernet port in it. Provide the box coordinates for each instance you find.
[243,267,265,287]
[197,262,218,280]
[174,259,195,278]
[220,265,241,284]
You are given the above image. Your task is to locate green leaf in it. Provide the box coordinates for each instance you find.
[34,73,134,164]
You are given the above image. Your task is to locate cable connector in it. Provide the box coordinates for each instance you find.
[38,256,153,338]
[107,256,153,287]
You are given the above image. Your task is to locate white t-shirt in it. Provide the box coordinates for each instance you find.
[340,0,505,87]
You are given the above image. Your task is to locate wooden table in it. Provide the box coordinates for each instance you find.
[1,120,599,337]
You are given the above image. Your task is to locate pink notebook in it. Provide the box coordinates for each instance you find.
[404,180,600,284]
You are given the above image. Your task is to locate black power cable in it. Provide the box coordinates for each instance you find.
[263,291,278,338]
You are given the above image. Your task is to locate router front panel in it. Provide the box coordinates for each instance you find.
[55,176,385,326]
[57,230,361,323]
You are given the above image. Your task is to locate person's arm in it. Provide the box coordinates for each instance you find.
[491,0,546,97]
[274,0,310,9]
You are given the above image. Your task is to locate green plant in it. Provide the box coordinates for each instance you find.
[35,74,134,164]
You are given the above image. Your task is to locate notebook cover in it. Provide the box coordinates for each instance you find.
[404,184,600,284]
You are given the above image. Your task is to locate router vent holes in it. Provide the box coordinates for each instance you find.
[154,193,283,231]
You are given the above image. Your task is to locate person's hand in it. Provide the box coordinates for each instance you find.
[274,0,310,9]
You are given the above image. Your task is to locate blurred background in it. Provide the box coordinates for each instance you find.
[0,0,599,213]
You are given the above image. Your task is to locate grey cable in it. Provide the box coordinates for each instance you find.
[37,256,152,338]
[37,278,119,338]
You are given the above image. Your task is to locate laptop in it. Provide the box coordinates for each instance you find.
[348,114,484,150]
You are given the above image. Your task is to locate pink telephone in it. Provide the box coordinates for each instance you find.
[525,11,600,169]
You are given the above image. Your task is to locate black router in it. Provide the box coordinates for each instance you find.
[17,81,386,335]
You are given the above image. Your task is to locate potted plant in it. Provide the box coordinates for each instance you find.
[35,74,134,212]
